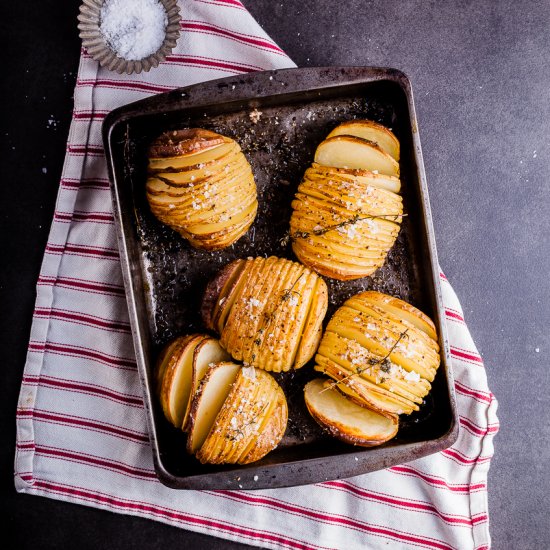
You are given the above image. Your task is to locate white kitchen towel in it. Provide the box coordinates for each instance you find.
[15,1,499,549]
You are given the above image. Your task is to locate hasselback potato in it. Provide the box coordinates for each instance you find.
[146,129,257,250]
[290,120,404,280]
[201,256,328,372]
[314,290,440,417]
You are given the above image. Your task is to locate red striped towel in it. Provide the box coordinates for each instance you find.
[14,1,499,549]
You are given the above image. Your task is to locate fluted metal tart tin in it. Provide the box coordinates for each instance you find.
[103,66,459,490]
[78,0,181,75]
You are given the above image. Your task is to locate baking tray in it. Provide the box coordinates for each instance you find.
[103,66,458,490]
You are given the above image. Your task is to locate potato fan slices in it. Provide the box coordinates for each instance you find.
[146,128,258,250]
[290,120,404,280]
[201,256,328,372]
[156,336,287,465]
[313,290,440,418]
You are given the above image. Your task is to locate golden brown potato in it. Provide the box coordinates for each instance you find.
[201,256,328,372]
[314,290,440,417]
[304,378,398,446]
[146,129,257,251]
[156,334,229,430]
[290,120,404,280]
[196,366,288,464]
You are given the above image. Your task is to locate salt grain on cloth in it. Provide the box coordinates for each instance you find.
[100,0,167,60]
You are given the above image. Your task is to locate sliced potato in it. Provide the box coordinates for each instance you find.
[181,337,230,430]
[290,121,403,280]
[158,334,204,427]
[201,256,328,372]
[196,367,287,465]
[314,136,400,177]
[314,290,440,416]
[146,129,257,250]
[304,378,398,446]
[310,163,401,194]
[326,120,400,161]
[186,362,241,454]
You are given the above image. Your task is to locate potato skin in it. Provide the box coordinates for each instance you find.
[200,259,244,331]
[149,129,226,157]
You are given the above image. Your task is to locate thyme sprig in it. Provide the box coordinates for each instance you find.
[319,328,410,394]
[290,212,407,242]
[250,272,305,360]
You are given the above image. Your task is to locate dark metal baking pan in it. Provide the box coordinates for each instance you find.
[103,66,458,490]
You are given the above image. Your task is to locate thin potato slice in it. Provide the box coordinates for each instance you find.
[148,140,236,171]
[326,120,400,161]
[305,378,398,446]
[310,163,401,193]
[314,136,400,177]
[186,362,241,454]
[158,334,205,427]
[357,291,438,341]
[181,337,230,431]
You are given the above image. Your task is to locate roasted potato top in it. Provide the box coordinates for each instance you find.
[202,256,328,372]
[314,290,440,417]
[146,128,258,251]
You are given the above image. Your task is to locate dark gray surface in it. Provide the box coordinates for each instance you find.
[2,0,549,549]
[245,0,550,547]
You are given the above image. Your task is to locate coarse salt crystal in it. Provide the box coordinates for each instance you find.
[404,370,421,383]
[100,0,167,61]
[242,366,256,380]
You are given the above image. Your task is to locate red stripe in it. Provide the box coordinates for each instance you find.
[46,243,119,260]
[17,409,148,444]
[323,480,474,526]
[389,465,485,493]
[450,347,484,365]
[194,0,247,10]
[459,417,499,437]
[212,491,454,550]
[442,448,492,465]
[22,375,143,407]
[73,110,109,120]
[31,480,313,550]
[78,78,173,94]
[33,307,130,333]
[34,445,156,480]
[28,341,136,370]
[181,21,285,54]
[54,211,114,224]
[455,381,492,404]
[164,55,260,73]
[61,178,110,190]
[439,271,448,281]
[67,144,104,156]
[37,275,124,296]
[445,309,465,323]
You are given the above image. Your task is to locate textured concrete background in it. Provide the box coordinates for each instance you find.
[2,0,549,548]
